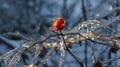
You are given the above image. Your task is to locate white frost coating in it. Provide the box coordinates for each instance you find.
[53,42,57,46]
[59,41,65,67]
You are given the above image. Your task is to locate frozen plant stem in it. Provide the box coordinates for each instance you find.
[91,43,96,64]
[59,41,65,67]
[59,31,84,67]
[59,30,65,67]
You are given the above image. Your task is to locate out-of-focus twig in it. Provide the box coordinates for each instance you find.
[4,32,33,41]
[95,15,120,31]
[91,43,96,64]
[81,0,88,66]
[0,35,19,48]
[104,56,120,67]
[42,49,54,64]
[33,22,42,66]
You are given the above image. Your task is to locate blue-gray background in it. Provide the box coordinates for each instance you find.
[0,0,120,67]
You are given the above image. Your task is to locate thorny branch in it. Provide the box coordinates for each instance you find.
[0,16,120,67]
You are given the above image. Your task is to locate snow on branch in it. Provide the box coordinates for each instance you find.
[0,16,120,67]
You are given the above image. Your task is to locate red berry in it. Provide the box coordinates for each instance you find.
[52,17,65,31]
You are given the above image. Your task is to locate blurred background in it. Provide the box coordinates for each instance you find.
[0,0,120,67]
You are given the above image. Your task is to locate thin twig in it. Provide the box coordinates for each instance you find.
[90,43,96,64]
[4,32,33,41]
[42,49,54,64]
[60,31,84,67]
[33,22,42,66]
[104,56,120,66]
[95,15,120,31]
[81,0,87,66]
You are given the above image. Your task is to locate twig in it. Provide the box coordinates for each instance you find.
[0,35,19,48]
[4,32,33,41]
[42,49,54,64]
[81,0,87,66]
[104,56,120,66]
[60,31,84,67]
[95,15,120,31]
[81,0,87,20]
[8,47,26,67]
[91,43,96,64]
[33,22,42,66]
